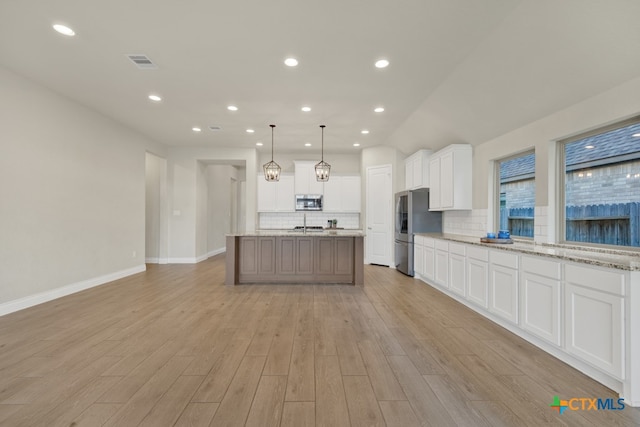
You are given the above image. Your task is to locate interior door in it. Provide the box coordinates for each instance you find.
[366,164,392,266]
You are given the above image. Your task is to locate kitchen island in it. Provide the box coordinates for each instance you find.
[225,230,364,286]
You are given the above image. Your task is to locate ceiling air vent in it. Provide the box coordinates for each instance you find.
[126,54,157,69]
[209,126,222,131]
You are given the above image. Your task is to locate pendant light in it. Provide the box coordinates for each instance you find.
[315,125,331,181]
[263,124,281,182]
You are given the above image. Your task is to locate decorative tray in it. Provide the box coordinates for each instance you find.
[480,237,514,244]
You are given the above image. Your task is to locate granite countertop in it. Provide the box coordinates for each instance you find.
[416,233,640,271]
[229,229,365,237]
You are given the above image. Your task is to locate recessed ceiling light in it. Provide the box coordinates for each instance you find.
[284,57,298,67]
[246,129,255,133]
[374,107,385,113]
[53,24,75,36]
[361,130,369,134]
[227,105,238,111]
[585,145,595,149]
[148,94,162,102]
[301,106,311,112]
[256,142,263,146]
[633,133,640,137]
[353,143,360,147]
[375,59,389,68]
[305,143,312,147]
[192,127,201,132]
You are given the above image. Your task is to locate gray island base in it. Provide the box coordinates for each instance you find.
[225,233,364,286]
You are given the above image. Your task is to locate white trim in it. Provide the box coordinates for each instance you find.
[0,264,146,317]
[207,247,226,258]
[167,257,199,264]
[145,257,159,264]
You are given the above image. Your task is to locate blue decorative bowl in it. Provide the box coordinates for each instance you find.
[498,230,510,239]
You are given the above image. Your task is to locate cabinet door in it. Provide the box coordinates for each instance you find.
[412,155,423,189]
[467,258,488,308]
[440,151,454,209]
[565,283,623,378]
[276,175,295,211]
[257,175,277,212]
[296,237,314,274]
[449,253,466,296]
[322,176,341,212]
[239,237,258,275]
[340,176,361,212]
[429,158,441,209]
[405,157,414,190]
[489,264,518,324]
[521,272,561,345]
[257,237,276,275]
[295,161,324,195]
[276,237,296,275]
[423,246,435,281]
[334,238,354,275]
[315,238,334,275]
[435,249,448,287]
[414,243,424,277]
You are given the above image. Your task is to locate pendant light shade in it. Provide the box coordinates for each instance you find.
[315,125,331,182]
[263,124,281,182]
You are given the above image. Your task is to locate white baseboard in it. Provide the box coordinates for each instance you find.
[207,247,226,258]
[0,264,147,317]
[170,247,226,265]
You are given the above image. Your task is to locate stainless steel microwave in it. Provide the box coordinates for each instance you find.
[295,194,323,211]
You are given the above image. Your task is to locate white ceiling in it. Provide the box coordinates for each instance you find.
[2,0,639,155]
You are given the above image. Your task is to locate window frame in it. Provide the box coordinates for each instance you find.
[493,149,536,240]
[557,115,640,249]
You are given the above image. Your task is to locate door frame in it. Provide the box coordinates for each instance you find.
[365,164,393,266]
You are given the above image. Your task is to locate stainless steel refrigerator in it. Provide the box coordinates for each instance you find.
[394,189,442,276]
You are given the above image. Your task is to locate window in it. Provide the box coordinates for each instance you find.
[560,118,640,248]
[495,151,535,238]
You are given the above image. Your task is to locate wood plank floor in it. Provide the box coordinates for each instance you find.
[0,255,639,426]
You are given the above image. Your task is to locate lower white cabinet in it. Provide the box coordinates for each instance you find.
[564,263,625,379]
[423,240,435,282]
[448,243,466,296]
[466,247,489,308]
[488,251,519,324]
[434,241,449,287]
[520,256,562,346]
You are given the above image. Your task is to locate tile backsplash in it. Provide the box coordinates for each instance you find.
[259,212,361,229]
[443,209,488,237]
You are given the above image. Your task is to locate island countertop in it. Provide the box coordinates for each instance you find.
[227,229,365,237]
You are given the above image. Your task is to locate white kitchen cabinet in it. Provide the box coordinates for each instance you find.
[323,175,361,212]
[466,246,489,308]
[448,243,466,296]
[404,149,431,190]
[489,250,519,324]
[521,256,562,346]
[434,240,449,287]
[294,161,324,195]
[423,237,435,282]
[257,174,294,212]
[414,236,424,277]
[564,264,625,379]
[428,144,472,211]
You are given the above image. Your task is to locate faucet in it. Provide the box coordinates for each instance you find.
[303,213,307,234]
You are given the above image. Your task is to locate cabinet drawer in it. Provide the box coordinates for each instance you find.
[565,264,625,296]
[449,242,465,256]
[423,237,435,248]
[435,239,448,251]
[414,235,424,246]
[522,256,561,280]
[467,246,489,262]
[490,250,518,269]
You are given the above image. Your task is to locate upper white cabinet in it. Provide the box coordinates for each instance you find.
[294,161,324,195]
[429,144,472,211]
[404,149,432,190]
[323,175,361,212]
[257,174,295,212]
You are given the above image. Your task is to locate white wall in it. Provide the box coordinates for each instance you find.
[0,66,166,314]
[145,152,168,263]
[167,147,257,262]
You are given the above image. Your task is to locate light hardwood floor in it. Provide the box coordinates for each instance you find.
[0,255,639,426]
